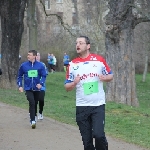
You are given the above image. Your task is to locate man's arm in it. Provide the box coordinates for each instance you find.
[17,65,23,88]
[64,81,76,92]
[64,74,80,91]
[17,65,24,92]
[40,65,47,86]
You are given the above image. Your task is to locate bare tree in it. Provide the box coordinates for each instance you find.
[27,0,37,50]
[0,0,27,89]
[75,0,106,54]
[135,0,150,81]
[141,25,150,82]
[105,0,150,106]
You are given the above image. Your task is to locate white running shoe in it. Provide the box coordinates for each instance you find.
[31,121,36,129]
[35,116,37,122]
[38,113,43,120]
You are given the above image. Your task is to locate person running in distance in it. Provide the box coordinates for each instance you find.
[36,52,48,120]
[63,52,70,72]
[17,50,47,129]
[47,53,54,73]
[47,53,52,72]
[52,55,57,72]
[64,36,113,150]
[50,53,55,73]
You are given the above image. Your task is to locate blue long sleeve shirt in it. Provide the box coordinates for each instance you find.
[17,60,47,91]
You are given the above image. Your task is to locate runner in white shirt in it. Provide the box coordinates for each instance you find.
[64,36,113,150]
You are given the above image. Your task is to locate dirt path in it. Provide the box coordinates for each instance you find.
[0,102,148,150]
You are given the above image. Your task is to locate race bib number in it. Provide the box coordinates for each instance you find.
[83,81,98,95]
[28,70,38,77]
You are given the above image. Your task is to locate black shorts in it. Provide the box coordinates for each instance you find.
[50,64,54,69]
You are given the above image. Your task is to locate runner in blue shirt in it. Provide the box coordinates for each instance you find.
[47,53,54,73]
[17,50,47,129]
[63,52,70,72]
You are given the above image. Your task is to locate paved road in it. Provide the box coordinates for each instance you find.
[0,102,148,150]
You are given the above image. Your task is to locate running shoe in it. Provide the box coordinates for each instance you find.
[35,116,37,122]
[31,121,36,129]
[38,113,43,120]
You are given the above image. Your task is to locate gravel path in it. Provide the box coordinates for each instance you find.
[0,102,148,150]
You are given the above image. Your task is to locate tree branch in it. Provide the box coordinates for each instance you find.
[106,2,150,30]
[39,0,75,36]
[133,17,150,27]
[128,3,150,26]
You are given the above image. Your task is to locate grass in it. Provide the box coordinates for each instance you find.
[0,72,150,149]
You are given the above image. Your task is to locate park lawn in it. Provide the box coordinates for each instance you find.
[0,72,150,149]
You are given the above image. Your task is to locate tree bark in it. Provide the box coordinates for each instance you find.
[0,0,27,89]
[27,0,37,50]
[105,0,139,106]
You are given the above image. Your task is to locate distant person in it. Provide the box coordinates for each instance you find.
[17,50,47,129]
[64,36,113,150]
[19,54,21,61]
[47,53,54,73]
[36,52,48,120]
[47,53,51,72]
[63,52,70,72]
[53,55,57,72]
[50,54,55,73]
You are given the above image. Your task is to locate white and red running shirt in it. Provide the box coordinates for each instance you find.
[65,53,112,106]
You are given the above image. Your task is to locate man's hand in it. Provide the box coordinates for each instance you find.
[65,74,81,92]
[36,84,42,89]
[19,87,23,92]
[99,75,107,81]
[74,74,80,85]
[99,74,113,82]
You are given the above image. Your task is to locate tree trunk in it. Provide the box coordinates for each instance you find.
[27,0,37,50]
[105,0,139,106]
[0,0,27,89]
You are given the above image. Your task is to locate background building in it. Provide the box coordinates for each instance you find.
[0,0,150,72]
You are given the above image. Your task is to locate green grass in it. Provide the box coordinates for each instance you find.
[0,72,150,149]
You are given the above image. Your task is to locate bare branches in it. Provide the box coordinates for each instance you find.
[105,1,132,27]
[128,3,150,26]
[106,1,150,31]
[133,17,150,27]
[39,0,75,36]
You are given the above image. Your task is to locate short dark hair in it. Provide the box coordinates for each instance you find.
[28,50,37,56]
[79,36,90,44]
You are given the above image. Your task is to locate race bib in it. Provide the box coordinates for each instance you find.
[83,81,98,95]
[28,70,38,77]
